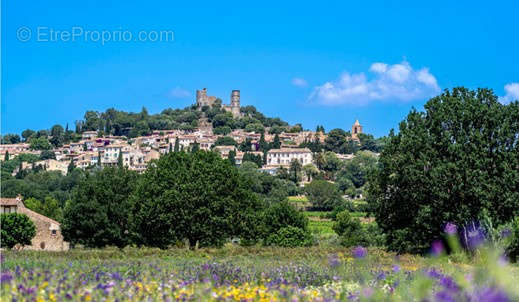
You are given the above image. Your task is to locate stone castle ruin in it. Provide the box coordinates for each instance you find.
[196,88,241,118]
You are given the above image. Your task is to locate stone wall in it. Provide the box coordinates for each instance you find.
[17,204,69,251]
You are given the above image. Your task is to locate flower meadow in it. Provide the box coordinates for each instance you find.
[1,244,518,302]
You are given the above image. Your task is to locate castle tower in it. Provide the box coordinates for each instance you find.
[230,90,241,117]
[351,119,363,139]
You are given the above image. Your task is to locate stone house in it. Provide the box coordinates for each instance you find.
[0,196,69,251]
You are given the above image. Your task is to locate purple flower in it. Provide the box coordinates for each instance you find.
[435,290,457,302]
[462,222,487,250]
[392,265,401,273]
[472,287,509,302]
[444,222,457,235]
[352,246,367,259]
[439,276,459,292]
[500,228,512,239]
[431,240,445,256]
[327,254,340,268]
[0,272,13,283]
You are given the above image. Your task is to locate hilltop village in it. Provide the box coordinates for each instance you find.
[0,88,369,179]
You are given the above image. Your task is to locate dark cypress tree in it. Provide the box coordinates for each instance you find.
[174,137,180,152]
[117,150,123,168]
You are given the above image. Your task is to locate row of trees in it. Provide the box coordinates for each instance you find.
[61,151,310,248]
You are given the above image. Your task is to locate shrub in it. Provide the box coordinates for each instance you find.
[304,180,343,211]
[505,218,519,262]
[265,226,313,247]
[0,213,36,249]
[327,202,356,220]
[332,210,365,247]
[262,201,308,238]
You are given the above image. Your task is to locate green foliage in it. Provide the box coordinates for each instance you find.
[244,123,264,133]
[1,169,83,205]
[332,211,363,246]
[29,137,52,150]
[24,196,63,222]
[131,151,263,248]
[505,218,519,262]
[62,167,138,248]
[237,163,298,204]
[214,136,237,146]
[369,87,519,254]
[213,126,232,135]
[21,129,36,142]
[336,151,378,189]
[242,152,263,167]
[288,159,302,184]
[1,134,21,144]
[324,129,358,154]
[39,150,56,160]
[332,211,384,247]
[265,226,313,247]
[261,201,308,239]
[0,213,36,249]
[304,180,343,210]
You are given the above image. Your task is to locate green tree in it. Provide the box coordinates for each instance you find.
[1,134,21,144]
[271,134,281,149]
[39,150,56,160]
[332,210,364,247]
[174,137,180,152]
[62,167,138,248]
[4,151,9,161]
[50,124,65,147]
[21,129,36,142]
[368,87,519,254]
[24,196,63,222]
[228,150,236,165]
[243,152,263,167]
[29,137,52,150]
[117,151,123,167]
[130,151,262,248]
[305,179,343,210]
[67,160,76,174]
[288,159,302,184]
[0,213,36,249]
[214,136,237,146]
[261,201,308,238]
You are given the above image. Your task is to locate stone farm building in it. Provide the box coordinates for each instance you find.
[0,196,69,251]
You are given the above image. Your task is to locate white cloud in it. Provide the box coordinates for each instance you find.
[291,77,308,87]
[168,87,191,99]
[309,61,440,105]
[499,83,519,104]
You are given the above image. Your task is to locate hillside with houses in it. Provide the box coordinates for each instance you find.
[0,88,383,179]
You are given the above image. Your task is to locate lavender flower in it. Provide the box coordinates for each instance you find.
[327,254,340,268]
[0,272,13,283]
[352,246,367,259]
[444,222,457,235]
[431,240,445,256]
[472,287,510,302]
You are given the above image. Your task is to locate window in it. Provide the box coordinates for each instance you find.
[51,230,57,236]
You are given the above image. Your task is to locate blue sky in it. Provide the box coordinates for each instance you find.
[2,1,518,137]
